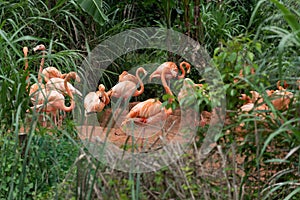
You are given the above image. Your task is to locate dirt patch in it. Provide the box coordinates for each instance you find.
[77,102,210,152]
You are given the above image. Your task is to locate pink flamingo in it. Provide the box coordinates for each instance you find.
[121,67,174,125]
[31,72,78,126]
[107,67,147,99]
[84,84,110,115]
[23,46,46,104]
[149,61,191,85]
[33,44,65,83]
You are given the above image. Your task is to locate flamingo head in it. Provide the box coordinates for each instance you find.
[33,44,46,52]
[66,71,80,82]
[74,73,81,82]
[119,71,128,78]
[182,78,194,87]
[66,72,78,81]
[23,47,28,56]
[98,84,106,92]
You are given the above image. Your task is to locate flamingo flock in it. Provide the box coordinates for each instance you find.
[238,80,297,121]
[25,44,82,126]
[24,47,192,128]
[24,44,299,130]
[85,61,191,126]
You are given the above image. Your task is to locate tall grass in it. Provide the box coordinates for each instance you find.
[0,0,88,199]
[249,0,300,199]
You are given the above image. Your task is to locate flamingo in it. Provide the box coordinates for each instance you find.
[149,61,191,85]
[121,67,174,126]
[118,71,138,84]
[41,66,66,83]
[23,46,29,83]
[33,44,65,83]
[107,67,147,99]
[177,78,206,127]
[46,73,82,96]
[121,98,173,125]
[31,44,82,97]
[268,87,293,111]
[84,84,110,115]
[31,72,78,126]
[23,46,45,103]
[239,91,268,112]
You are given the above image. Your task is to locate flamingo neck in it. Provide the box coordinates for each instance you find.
[103,92,110,105]
[135,68,145,95]
[24,49,28,71]
[63,73,75,111]
[23,47,30,91]
[177,62,186,79]
[177,62,190,79]
[161,67,173,96]
[98,85,110,105]
[161,67,174,104]
[277,80,288,90]
[38,51,45,83]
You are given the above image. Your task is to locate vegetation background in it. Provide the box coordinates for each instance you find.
[0,0,300,199]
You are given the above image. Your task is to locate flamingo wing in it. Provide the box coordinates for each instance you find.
[31,89,64,111]
[42,67,62,81]
[84,92,105,114]
[149,62,178,81]
[110,81,137,99]
[119,71,139,84]
[123,99,167,125]
[46,78,82,96]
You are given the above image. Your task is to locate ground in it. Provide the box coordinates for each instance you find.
[77,102,213,152]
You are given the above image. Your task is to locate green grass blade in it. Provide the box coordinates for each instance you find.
[270,0,300,39]
[248,0,268,29]
[283,186,300,200]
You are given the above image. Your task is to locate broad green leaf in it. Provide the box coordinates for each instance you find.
[75,0,108,25]
[227,52,237,62]
[255,42,262,53]
[247,51,254,62]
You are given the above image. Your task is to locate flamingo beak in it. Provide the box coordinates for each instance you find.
[75,74,81,82]
[187,66,191,74]
[33,46,39,52]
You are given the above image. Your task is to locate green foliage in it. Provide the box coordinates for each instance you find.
[213,35,265,110]
[75,0,109,25]
[199,1,246,53]
[250,0,300,81]
[173,78,211,111]
[0,133,79,199]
